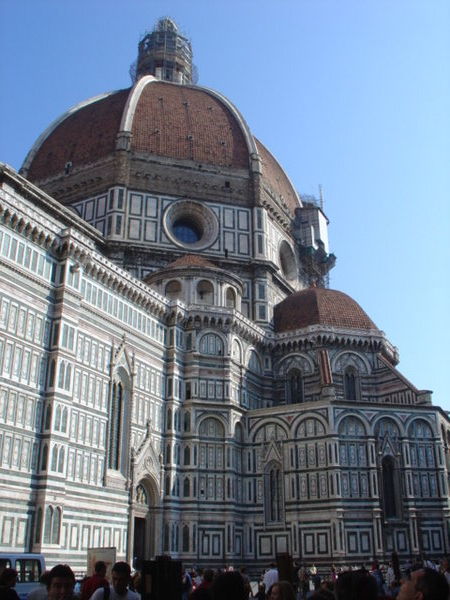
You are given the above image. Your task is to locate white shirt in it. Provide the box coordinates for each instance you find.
[90,587,140,600]
[263,568,279,591]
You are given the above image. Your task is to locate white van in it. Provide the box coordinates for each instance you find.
[0,553,45,600]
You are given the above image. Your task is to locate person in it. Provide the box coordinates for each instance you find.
[90,562,139,600]
[297,565,309,600]
[263,563,279,592]
[28,572,52,600]
[211,572,247,600]
[81,562,108,600]
[266,580,296,600]
[46,565,76,600]
[397,567,449,600]
[253,582,265,600]
[370,560,385,597]
[0,568,20,600]
[440,556,450,587]
[181,570,192,600]
[189,569,213,600]
[335,569,378,600]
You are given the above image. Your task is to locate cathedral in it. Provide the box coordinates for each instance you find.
[0,18,449,571]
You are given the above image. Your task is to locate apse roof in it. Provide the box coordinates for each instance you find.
[274,287,378,333]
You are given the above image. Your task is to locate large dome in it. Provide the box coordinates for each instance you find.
[274,287,378,333]
[21,76,301,216]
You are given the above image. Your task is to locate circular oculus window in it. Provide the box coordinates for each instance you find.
[163,200,219,250]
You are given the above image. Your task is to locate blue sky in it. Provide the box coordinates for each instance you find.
[1,0,449,410]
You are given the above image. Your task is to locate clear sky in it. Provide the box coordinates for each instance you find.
[1,0,449,410]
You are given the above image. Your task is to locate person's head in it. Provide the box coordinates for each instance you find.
[111,562,131,595]
[211,572,247,600]
[47,565,75,600]
[202,569,214,583]
[94,561,107,577]
[398,568,449,600]
[267,581,296,600]
[335,569,378,600]
[39,572,52,586]
[0,568,18,587]
[310,591,335,600]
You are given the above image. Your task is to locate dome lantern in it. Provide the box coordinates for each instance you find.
[132,17,195,84]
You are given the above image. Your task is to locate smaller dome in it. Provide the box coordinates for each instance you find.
[274,287,377,333]
[165,254,217,269]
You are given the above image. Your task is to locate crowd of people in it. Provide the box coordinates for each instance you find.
[1,555,450,600]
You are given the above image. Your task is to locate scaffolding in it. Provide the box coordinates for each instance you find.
[132,17,196,84]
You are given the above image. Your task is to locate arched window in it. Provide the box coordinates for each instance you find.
[286,369,303,404]
[43,506,53,543]
[248,351,262,374]
[108,381,123,470]
[344,366,359,401]
[34,507,43,543]
[51,445,58,471]
[184,446,191,465]
[61,407,68,432]
[44,404,52,430]
[264,462,283,523]
[41,444,48,471]
[199,333,224,355]
[52,507,62,544]
[58,362,66,389]
[55,406,61,430]
[197,280,213,304]
[58,447,65,473]
[64,364,72,390]
[48,359,56,387]
[165,475,171,496]
[184,411,191,432]
[166,444,171,464]
[382,456,400,519]
[165,280,182,300]
[226,288,236,308]
[183,477,190,497]
[182,525,190,552]
[167,408,173,429]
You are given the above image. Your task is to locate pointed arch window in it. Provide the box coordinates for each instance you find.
[41,444,48,471]
[382,455,400,519]
[264,462,284,523]
[286,368,303,404]
[344,366,360,401]
[183,477,190,497]
[182,524,190,552]
[34,507,43,543]
[108,381,123,470]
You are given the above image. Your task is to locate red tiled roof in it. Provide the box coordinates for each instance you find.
[27,89,130,180]
[274,287,377,333]
[166,254,217,269]
[131,82,249,168]
[255,139,300,216]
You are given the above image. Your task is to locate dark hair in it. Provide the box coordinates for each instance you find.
[267,581,296,600]
[47,565,75,587]
[310,591,335,600]
[415,568,449,600]
[335,569,378,600]
[111,562,131,578]
[211,572,247,600]
[94,561,107,574]
[0,568,18,586]
[202,569,214,583]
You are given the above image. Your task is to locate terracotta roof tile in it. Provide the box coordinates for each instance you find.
[28,89,130,181]
[132,82,249,168]
[274,287,377,333]
[166,254,217,269]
